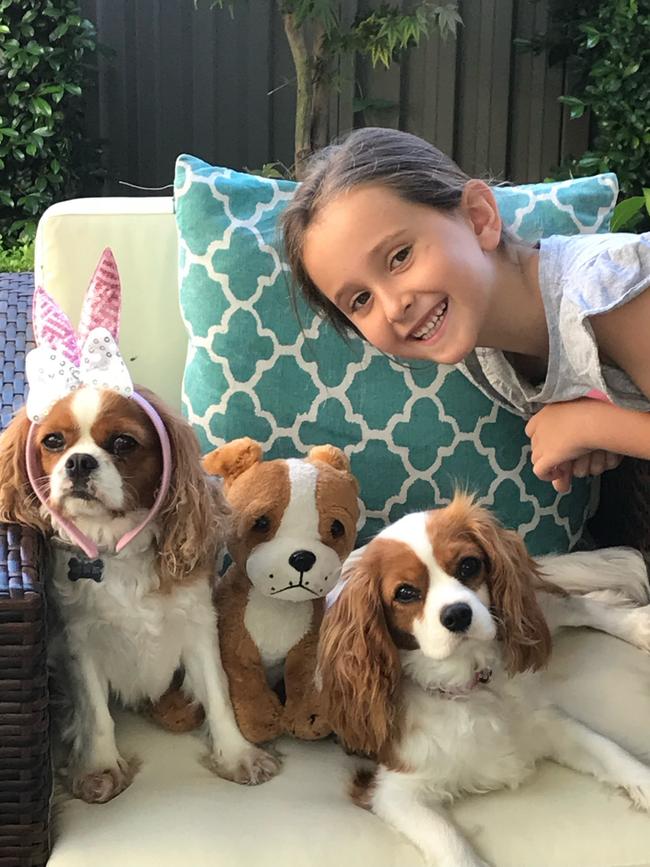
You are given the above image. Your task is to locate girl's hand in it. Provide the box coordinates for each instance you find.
[549,452,623,494]
[525,401,595,479]
[525,400,622,491]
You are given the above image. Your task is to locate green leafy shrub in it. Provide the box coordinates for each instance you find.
[0,241,34,272]
[545,0,650,198]
[0,1,98,245]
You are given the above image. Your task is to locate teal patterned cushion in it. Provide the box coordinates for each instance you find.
[175,156,618,553]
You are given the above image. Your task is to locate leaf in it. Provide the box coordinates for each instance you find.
[611,196,644,232]
[643,188,650,216]
[31,97,52,117]
[558,95,586,119]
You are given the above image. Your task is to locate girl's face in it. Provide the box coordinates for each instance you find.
[302,182,503,364]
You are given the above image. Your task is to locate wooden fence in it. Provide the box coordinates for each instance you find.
[78,0,590,195]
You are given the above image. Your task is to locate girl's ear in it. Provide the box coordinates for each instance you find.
[318,560,400,758]
[461,179,502,252]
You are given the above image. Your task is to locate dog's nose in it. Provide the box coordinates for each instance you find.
[289,550,316,573]
[65,453,99,481]
[440,602,473,633]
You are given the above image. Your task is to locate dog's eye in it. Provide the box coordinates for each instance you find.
[331,519,345,538]
[109,434,138,456]
[42,432,65,451]
[253,516,271,532]
[394,584,421,603]
[456,556,483,582]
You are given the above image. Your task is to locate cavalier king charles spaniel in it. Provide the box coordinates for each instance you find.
[0,386,280,803]
[319,495,650,867]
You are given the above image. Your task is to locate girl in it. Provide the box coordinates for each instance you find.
[282,127,650,493]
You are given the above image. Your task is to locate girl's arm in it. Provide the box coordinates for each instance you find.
[526,399,650,485]
[527,282,650,487]
[590,281,650,401]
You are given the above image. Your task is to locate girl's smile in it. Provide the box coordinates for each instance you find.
[301,183,509,364]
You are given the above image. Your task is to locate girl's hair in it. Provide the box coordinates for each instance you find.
[282,127,477,337]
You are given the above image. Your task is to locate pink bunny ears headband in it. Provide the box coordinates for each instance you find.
[24,248,172,558]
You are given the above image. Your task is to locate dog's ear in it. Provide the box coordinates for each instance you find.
[307,444,350,474]
[318,552,400,759]
[203,438,263,490]
[470,507,551,674]
[135,388,230,585]
[0,409,49,531]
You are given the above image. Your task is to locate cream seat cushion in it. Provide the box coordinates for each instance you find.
[49,630,650,867]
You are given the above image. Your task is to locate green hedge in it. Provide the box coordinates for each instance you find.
[0,0,98,245]
[549,0,650,198]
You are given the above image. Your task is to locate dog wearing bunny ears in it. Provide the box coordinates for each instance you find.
[0,250,279,802]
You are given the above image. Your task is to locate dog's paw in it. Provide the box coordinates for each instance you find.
[70,755,139,803]
[625,605,650,653]
[204,744,281,786]
[624,780,650,812]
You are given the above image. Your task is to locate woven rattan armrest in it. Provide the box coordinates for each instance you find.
[0,522,50,867]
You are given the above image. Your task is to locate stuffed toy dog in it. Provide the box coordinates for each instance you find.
[151,437,360,743]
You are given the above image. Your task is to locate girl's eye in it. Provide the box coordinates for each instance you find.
[350,291,371,313]
[42,432,65,451]
[390,246,412,270]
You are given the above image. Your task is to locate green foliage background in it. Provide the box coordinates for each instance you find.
[547,0,650,198]
[0,0,98,246]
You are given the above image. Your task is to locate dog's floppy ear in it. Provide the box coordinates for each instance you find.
[0,409,49,532]
[203,438,263,490]
[135,387,230,585]
[470,507,551,674]
[319,549,400,759]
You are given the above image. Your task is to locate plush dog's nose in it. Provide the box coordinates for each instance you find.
[440,602,473,633]
[65,453,99,481]
[289,550,316,573]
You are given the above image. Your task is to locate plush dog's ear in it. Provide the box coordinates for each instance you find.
[318,554,400,759]
[307,444,350,474]
[0,409,49,531]
[470,507,551,674]
[203,438,263,489]
[135,388,230,586]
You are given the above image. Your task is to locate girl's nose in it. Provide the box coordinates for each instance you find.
[384,291,413,324]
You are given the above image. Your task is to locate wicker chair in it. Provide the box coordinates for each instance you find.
[0,271,647,867]
[0,273,50,867]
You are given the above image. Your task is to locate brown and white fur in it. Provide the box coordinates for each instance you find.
[319,496,650,867]
[0,386,279,803]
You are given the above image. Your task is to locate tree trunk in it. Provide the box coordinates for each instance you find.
[281,7,313,179]
[311,23,331,153]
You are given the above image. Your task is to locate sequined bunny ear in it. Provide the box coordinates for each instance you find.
[26,247,133,423]
[31,284,80,365]
[78,247,121,344]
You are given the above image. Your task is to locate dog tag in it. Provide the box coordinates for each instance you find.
[68,556,104,583]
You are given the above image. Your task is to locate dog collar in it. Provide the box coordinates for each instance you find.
[428,667,493,699]
[25,391,172,559]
